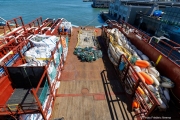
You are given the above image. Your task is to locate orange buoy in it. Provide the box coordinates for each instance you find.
[137,86,144,95]
[132,100,140,109]
[131,72,145,83]
[137,72,145,83]
[135,60,150,68]
[139,72,154,85]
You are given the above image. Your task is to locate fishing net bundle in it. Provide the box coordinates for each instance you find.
[73,47,102,62]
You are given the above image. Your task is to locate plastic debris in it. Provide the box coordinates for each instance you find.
[74,47,102,62]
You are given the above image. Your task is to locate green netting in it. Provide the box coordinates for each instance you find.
[59,45,63,55]
[48,61,57,82]
[97,50,103,58]
[39,79,49,104]
[93,51,98,61]
[74,47,103,62]
[55,50,60,68]
[73,48,82,55]
[66,36,69,47]
[130,56,137,64]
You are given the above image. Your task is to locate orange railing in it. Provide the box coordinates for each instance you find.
[45,18,63,35]
[25,17,43,28]
[0,39,64,119]
[0,40,31,79]
[0,102,39,115]
[3,17,52,38]
[0,16,67,119]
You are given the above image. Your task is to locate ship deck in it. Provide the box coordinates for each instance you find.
[51,27,135,120]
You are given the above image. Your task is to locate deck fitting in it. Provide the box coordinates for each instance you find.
[81,88,89,96]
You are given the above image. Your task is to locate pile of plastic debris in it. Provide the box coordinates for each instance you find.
[73,47,102,62]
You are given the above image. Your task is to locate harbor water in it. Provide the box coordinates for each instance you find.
[0,0,107,26]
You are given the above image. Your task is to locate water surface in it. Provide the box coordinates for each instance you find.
[0,0,107,26]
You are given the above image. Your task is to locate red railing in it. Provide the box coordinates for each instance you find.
[106,19,180,66]
[25,17,43,28]
[33,18,54,34]
[0,40,63,119]
[118,54,160,118]
[2,17,52,39]
[149,37,180,65]
[0,40,30,68]
[0,16,68,119]
[32,38,64,120]
[0,102,39,115]
[102,25,160,118]
[45,18,63,35]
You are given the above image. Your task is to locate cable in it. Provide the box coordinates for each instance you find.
[84,16,98,28]
[23,67,33,87]
[170,89,180,106]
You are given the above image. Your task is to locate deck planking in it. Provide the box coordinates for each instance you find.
[51,27,135,120]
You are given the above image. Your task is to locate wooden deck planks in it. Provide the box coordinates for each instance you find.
[53,97,66,118]
[66,97,73,120]
[52,27,135,120]
[57,80,106,95]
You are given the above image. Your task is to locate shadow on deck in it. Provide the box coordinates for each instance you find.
[98,36,136,120]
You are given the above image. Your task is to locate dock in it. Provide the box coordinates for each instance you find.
[51,27,135,120]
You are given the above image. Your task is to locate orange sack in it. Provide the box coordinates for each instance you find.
[135,60,150,68]
[139,72,154,85]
